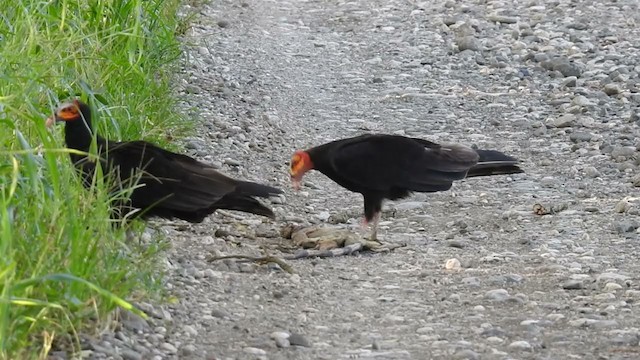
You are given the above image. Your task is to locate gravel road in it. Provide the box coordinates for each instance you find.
[78,0,640,359]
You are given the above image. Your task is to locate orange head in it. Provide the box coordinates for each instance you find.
[45,99,85,127]
[289,150,313,190]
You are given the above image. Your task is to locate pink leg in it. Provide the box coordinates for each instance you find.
[370,212,381,241]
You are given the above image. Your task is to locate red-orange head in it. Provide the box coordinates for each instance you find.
[289,150,313,190]
[46,99,87,127]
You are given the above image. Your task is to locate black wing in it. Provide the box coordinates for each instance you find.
[105,140,237,212]
[330,135,480,192]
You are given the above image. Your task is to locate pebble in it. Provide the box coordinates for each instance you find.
[485,289,510,302]
[160,343,178,354]
[569,132,592,143]
[583,166,600,178]
[181,344,197,356]
[288,333,312,347]
[454,349,480,360]
[509,340,533,351]
[615,200,631,213]
[604,282,623,292]
[614,221,638,234]
[561,76,577,87]
[444,258,462,271]
[552,114,576,128]
[611,146,636,158]
[563,280,584,290]
[603,83,621,96]
[122,350,143,360]
[243,347,267,355]
[274,335,291,348]
[456,36,480,52]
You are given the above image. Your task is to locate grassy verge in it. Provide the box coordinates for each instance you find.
[0,0,191,357]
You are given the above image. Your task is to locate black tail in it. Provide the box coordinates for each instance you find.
[235,181,283,198]
[213,193,276,219]
[466,150,524,177]
[209,181,282,219]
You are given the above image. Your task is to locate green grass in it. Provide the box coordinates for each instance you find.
[0,0,193,357]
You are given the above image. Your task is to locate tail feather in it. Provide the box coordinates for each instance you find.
[235,181,283,198]
[466,149,524,177]
[213,194,276,219]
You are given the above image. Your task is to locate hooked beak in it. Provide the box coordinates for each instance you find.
[45,116,56,128]
[291,177,301,191]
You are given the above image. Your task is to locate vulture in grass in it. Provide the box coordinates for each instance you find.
[47,99,282,222]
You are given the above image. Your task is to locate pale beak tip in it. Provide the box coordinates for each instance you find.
[292,179,301,191]
[45,116,55,128]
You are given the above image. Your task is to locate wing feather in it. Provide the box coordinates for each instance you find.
[330,135,480,192]
[106,141,236,212]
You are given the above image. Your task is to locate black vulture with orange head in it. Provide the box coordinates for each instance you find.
[47,99,282,222]
[290,134,523,240]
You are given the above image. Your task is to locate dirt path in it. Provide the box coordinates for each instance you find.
[88,0,640,359]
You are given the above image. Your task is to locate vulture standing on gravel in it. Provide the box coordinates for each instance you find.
[47,99,282,222]
[289,134,523,240]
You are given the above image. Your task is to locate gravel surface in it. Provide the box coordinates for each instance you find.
[77,0,640,359]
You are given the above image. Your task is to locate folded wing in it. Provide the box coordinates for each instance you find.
[330,135,480,192]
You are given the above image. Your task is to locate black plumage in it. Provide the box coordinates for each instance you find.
[48,99,282,222]
[290,134,523,240]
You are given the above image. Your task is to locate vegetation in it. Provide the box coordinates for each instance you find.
[0,0,190,357]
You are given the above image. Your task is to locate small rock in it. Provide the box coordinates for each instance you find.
[473,305,485,312]
[395,201,425,211]
[289,333,311,347]
[217,20,230,28]
[462,277,481,287]
[489,274,524,285]
[454,349,480,360]
[509,340,532,351]
[570,132,592,143]
[274,336,290,348]
[556,62,582,77]
[122,350,143,360]
[553,114,576,128]
[603,83,621,96]
[561,76,577,87]
[445,258,462,271]
[572,95,595,107]
[583,166,600,178]
[625,290,640,298]
[181,344,197,356]
[615,221,639,234]
[487,14,518,24]
[183,325,198,337]
[161,343,178,354]
[119,310,149,333]
[611,146,636,158]
[223,158,241,166]
[563,280,583,290]
[543,59,582,77]
[372,339,381,350]
[604,282,623,292]
[615,200,631,213]
[485,289,510,302]
[456,36,480,52]
[597,272,629,284]
[447,240,466,248]
[243,347,267,355]
[271,331,291,348]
